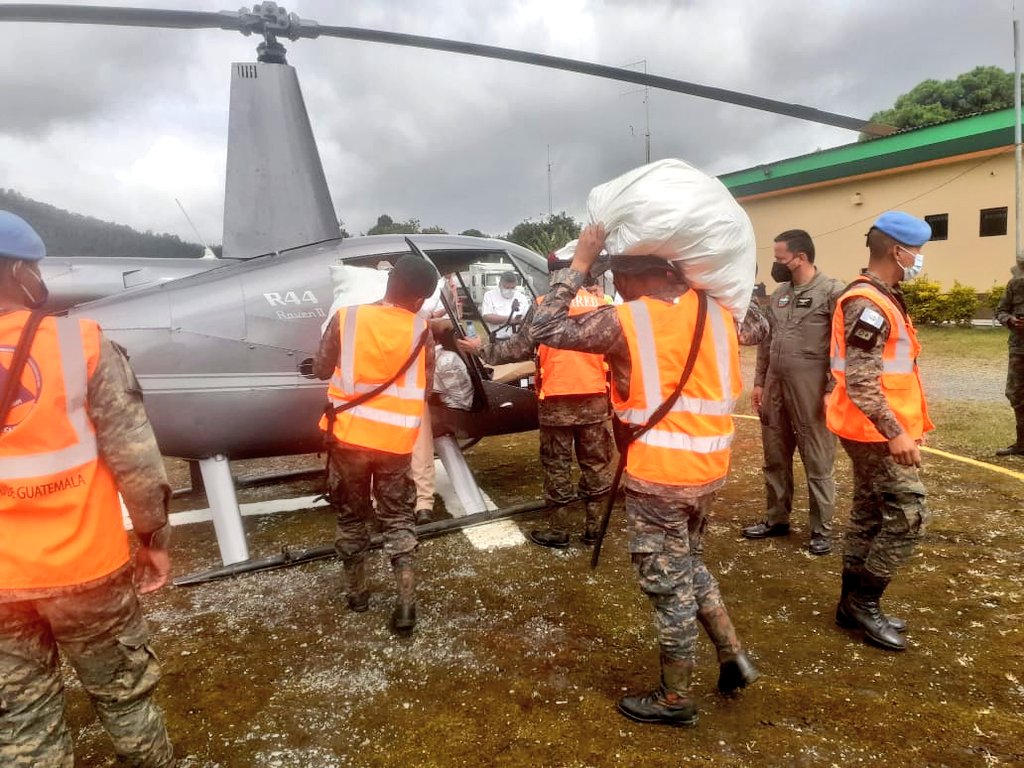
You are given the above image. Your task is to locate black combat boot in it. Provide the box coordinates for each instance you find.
[995,422,1024,456]
[835,569,906,633]
[343,556,369,613]
[390,562,416,635]
[697,606,761,694]
[581,498,604,545]
[845,571,906,651]
[617,657,698,727]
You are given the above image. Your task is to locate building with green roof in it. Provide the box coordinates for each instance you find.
[718,108,1020,291]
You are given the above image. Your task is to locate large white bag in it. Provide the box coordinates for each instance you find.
[580,159,756,321]
[321,263,443,334]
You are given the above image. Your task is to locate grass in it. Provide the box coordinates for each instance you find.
[916,324,1006,358]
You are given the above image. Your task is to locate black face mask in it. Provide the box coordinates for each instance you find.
[771,261,794,284]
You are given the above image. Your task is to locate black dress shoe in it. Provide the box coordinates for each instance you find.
[808,534,832,556]
[529,529,570,549]
[742,522,790,539]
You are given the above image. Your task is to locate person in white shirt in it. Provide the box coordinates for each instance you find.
[481,271,529,341]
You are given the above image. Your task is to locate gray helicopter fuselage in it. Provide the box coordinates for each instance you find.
[68,234,546,460]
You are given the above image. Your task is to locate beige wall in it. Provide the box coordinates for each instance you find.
[739,147,1020,292]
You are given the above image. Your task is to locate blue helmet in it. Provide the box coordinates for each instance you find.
[0,211,46,262]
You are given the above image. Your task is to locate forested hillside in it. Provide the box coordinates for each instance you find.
[1,189,204,258]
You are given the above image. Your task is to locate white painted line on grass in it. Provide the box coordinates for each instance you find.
[433,459,526,550]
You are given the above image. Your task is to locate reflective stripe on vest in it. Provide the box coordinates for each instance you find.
[0,317,97,480]
[321,305,427,454]
[612,293,740,487]
[827,280,933,442]
[537,289,608,398]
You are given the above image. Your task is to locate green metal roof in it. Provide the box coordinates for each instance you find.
[720,108,1019,198]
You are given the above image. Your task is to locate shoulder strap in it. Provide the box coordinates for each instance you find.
[592,290,708,569]
[0,311,46,430]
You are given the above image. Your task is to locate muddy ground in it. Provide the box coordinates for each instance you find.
[60,410,1024,767]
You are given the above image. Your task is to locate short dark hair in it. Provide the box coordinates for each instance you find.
[386,255,438,308]
[866,227,898,260]
[499,271,518,286]
[774,229,815,263]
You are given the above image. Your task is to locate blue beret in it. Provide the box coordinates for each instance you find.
[872,211,931,247]
[0,211,46,262]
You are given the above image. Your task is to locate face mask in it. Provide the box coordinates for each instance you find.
[771,260,795,283]
[897,246,924,282]
[500,287,515,300]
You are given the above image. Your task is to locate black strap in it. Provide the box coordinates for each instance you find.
[591,290,709,569]
[0,311,45,431]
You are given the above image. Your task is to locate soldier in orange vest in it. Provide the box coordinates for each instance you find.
[457,275,614,548]
[827,211,933,652]
[530,224,764,728]
[0,212,174,766]
[313,255,439,635]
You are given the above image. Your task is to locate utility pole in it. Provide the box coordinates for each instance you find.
[547,144,553,216]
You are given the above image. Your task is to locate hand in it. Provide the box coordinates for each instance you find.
[456,336,483,355]
[134,546,171,594]
[584,284,603,298]
[1010,316,1024,330]
[571,224,606,273]
[429,317,453,334]
[751,385,763,415]
[888,432,921,467]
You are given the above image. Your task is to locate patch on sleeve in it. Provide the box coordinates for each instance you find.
[846,307,884,350]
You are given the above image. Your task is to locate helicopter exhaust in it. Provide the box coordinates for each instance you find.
[172,497,554,587]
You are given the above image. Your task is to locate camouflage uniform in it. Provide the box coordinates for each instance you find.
[1,326,173,768]
[834,272,931,578]
[754,270,845,537]
[531,270,765,668]
[480,301,614,537]
[994,276,1024,450]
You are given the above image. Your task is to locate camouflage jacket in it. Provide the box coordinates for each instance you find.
[480,300,609,427]
[530,268,764,497]
[995,276,1024,355]
[834,270,910,440]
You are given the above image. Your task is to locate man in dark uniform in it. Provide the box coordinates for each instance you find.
[0,211,174,767]
[827,211,933,652]
[314,255,438,635]
[530,225,766,727]
[994,265,1024,456]
[742,229,844,555]
[458,280,614,548]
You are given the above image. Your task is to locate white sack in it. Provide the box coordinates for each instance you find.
[433,349,474,410]
[576,159,756,321]
[321,263,444,335]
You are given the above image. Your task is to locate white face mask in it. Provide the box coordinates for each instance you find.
[897,246,924,282]
[500,287,516,300]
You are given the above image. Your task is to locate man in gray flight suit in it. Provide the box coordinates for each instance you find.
[742,230,844,555]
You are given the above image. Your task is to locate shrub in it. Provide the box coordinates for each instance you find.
[943,281,979,326]
[903,276,944,324]
[986,283,1006,313]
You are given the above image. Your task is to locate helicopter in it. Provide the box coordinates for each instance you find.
[0,2,889,569]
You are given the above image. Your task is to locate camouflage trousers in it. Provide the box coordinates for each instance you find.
[0,567,173,768]
[540,421,615,533]
[328,443,417,567]
[626,488,730,664]
[1007,353,1024,431]
[839,438,930,579]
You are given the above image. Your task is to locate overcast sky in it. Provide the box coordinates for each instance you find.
[0,0,1018,246]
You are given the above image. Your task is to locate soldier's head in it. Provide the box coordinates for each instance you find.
[866,211,931,285]
[608,255,679,301]
[0,211,48,309]
[771,229,815,284]
[385,254,439,313]
[498,272,519,299]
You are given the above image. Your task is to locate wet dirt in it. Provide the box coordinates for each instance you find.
[62,417,1024,767]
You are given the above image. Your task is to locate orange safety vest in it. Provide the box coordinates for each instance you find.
[537,289,609,399]
[613,292,741,487]
[319,304,427,455]
[827,279,933,442]
[0,311,129,591]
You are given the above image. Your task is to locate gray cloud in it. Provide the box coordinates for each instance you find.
[0,0,1016,244]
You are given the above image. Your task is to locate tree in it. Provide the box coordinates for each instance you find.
[337,218,352,239]
[503,212,581,256]
[459,228,488,238]
[861,66,1017,140]
[366,214,447,236]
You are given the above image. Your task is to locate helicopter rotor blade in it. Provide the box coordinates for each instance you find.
[0,4,241,32]
[313,25,893,136]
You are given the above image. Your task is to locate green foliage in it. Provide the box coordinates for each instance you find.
[366,213,447,236]
[459,228,487,238]
[0,188,203,258]
[903,276,979,325]
[503,212,581,256]
[986,282,1007,312]
[860,66,1016,139]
